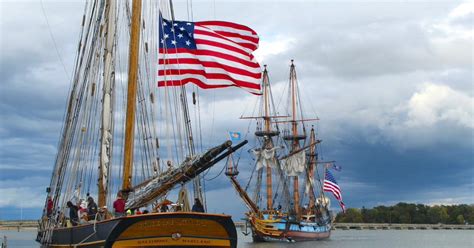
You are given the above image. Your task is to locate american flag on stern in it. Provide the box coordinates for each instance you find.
[158,17,262,95]
[323,170,346,213]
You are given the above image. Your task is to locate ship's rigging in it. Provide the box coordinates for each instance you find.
[227,61,336,242]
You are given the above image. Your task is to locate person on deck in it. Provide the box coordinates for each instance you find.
[113,191,126,217]
[87,196,98,220]
[192,198,205,213]
[160,204,168,213]
[78,200,88,224]
[66,201,79,226]
[47,196,53,217]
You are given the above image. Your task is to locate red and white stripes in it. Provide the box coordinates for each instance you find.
[158,20,262,95]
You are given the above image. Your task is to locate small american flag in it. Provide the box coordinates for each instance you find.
[323,170,346,212]
[158,17,262,94]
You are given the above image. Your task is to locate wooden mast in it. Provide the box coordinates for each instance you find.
[263,65,273,211]
[290,60,300,218]
[98,0,116,208]
[122,0,142,191]
[308,127,316,209]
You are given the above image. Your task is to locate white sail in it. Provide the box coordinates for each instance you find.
[282,150,306,176]
[98,0,116,204]
[253,146,282,171]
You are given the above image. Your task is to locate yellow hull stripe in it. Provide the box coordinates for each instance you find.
[112,237,231,247]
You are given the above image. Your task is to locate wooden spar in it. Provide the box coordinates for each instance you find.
[230,176,259,213]
[126,141,237,208]
[262,66,273,210]
[98,0,116,208]
[273,118,319,124]
[308,127,316,209]
[279,140,321,160]
[122,0,142,191]
[289,60,300,218]
[239,115,289,120]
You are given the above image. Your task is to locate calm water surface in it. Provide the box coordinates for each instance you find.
[1,229,472,247]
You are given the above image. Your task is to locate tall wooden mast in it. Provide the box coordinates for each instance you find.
[289,60,300,217]
[262,66,273,210]
[308,127,317,209]
[122,0,142,191]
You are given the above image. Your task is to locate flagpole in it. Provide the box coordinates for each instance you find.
[320,163,328,207]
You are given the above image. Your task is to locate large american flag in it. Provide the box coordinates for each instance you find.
[158,17,262,95]
[323,170,346,212]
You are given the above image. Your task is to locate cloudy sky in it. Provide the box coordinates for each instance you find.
[0,0,472,220]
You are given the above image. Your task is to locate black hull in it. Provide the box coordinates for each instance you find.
[37,212,237,247]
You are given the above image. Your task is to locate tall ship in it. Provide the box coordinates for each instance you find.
[36,0,261,247]
[227,61,345,242]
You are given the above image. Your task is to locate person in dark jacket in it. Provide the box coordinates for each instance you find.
[87,197,98,220]
[66,201,79,226]
[192,198,205,212]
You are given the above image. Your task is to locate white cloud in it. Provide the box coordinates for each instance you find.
[405,83,474,128]
[254,37,296,63]
[0,176,49,208]
[448,2,474,19]
[427,2,473,43]
[0,187,45,208]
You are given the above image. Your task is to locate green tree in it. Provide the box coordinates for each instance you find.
[456,215,465,224]
[337,208,363,223]
[428,205,449,224]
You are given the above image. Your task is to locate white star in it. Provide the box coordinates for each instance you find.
[163,22,167,26]
[177,33,184,38]
[173,23,178,26]
[160,39,164,44]
[164,34,169,39]
[188,32,192,37]
[171,40,177,45]
[185,40,191,46]
[186,22,191,25]
[170,28,175,33]
[179,27,185,31]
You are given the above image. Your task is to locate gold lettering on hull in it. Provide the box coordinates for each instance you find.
[113,237,230,247]
[117,218,229,240]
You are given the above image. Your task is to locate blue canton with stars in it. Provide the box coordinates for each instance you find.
[325,170,338,184]
[159,18,197,49]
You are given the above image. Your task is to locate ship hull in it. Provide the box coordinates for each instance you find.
[248,215,331,242]
[38,212,237,248]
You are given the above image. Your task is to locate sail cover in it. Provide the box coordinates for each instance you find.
[253,147,281,171]
[282,150,306,176]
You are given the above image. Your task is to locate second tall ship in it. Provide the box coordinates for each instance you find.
[227,61,337,242]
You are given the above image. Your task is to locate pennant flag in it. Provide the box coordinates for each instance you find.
[229,131,242,141]
[333,163,342,172]
[158,17,262,95]
[323,170,346,213]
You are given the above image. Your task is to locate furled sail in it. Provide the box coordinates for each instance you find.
[282,150,306,176]
[125,141,232,209]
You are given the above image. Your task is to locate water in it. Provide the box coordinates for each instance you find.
[1,229,473,247]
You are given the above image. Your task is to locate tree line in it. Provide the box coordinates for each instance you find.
[335,203,474,224]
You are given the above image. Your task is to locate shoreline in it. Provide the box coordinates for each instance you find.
[2,220,473,231]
